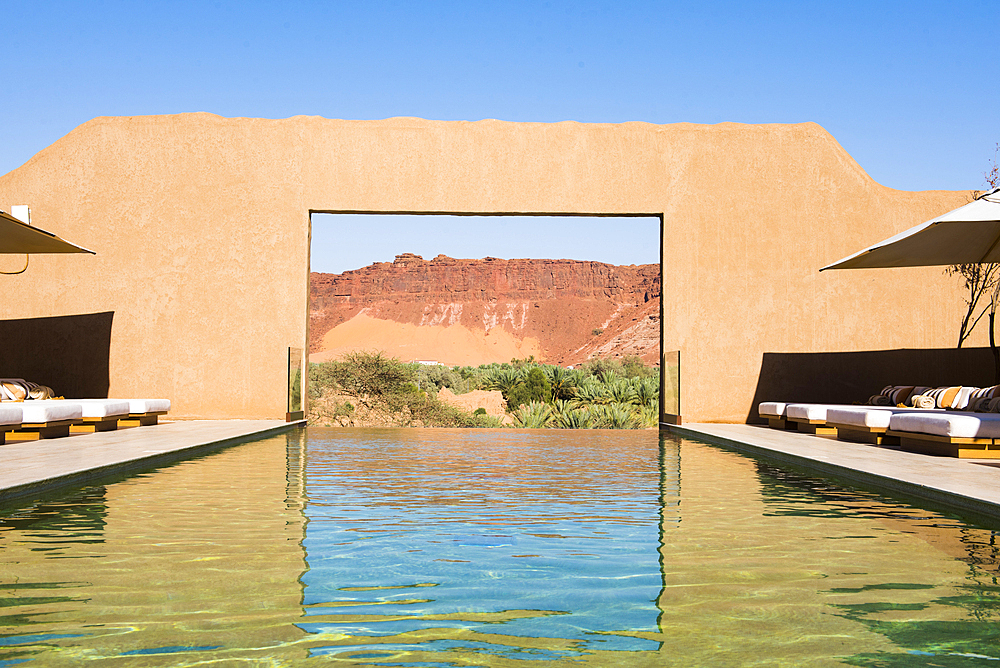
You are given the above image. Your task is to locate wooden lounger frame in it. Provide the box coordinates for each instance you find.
[9,419,77,440]
[765,416,797,430]
[886,430,1000,459]
[827,423,901,447]
[119,411,167,427]
[0,424,15,445]
[70,416,124,433]
[789,418,837,436]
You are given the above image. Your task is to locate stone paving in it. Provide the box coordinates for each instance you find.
[668,422,1000,520]
[0,419,302,505]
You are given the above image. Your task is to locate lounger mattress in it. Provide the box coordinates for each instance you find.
[74,399,131,418]
[889,413,1000,439]
[785,404,857,422]
[826,407,895,429]
[125,399,170,414]
[758,402,787,418]
[0,405,22,426]
[827,407,943,429]
[20,402,82,423]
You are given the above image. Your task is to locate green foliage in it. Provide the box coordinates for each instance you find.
[311,353,661,431]
[575,380,609,405]
[544,366,578,401]
[606,379,638,405]
[413,364,470,394]
[506,367,552,410]
[553,406,593,429]
[309,351,492,428]
[511,402,554,428]
[481,366,523,396]
[633,376,659,409]
[473,407,487,416]
[591,403,640,429]
[312,350,415,403]
[592,328,604,336]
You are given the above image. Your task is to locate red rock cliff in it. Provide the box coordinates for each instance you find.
[310,254,661,365]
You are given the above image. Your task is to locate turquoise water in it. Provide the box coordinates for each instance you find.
[1,428,999,666]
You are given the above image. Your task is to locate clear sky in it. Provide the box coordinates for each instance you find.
[3,1,998,270]
[310,215,661,273]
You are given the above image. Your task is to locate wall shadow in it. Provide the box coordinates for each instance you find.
[0,311,113,398]
[747,347,996,424]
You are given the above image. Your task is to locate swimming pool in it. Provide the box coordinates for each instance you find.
[1,428,998,666]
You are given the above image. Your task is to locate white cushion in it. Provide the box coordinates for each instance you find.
[758,402,787,418]
[785,404,843,421]
[21,401,83,423]
[0,405,22,426]
[827,407,895,429]
[889,412,1000,439]
[74,399,131,418]
[827,406,943,429]
[125,398,171,414]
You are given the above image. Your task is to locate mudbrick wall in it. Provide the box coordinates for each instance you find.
[310,254,661,365]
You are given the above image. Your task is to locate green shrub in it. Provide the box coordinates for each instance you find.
[506,367,552,409]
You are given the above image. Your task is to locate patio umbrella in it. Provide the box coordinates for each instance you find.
[820,187,1000,270]
[0,209,94,255]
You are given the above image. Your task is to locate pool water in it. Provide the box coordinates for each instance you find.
[1,428,998,666]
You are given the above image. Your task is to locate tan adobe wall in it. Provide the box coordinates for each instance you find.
[0,113,972,421]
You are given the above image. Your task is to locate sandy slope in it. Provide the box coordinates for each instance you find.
[311,313,544,366]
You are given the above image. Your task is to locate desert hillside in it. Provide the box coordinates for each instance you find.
[310,254,660,367]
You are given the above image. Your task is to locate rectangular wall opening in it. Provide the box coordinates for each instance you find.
[307,212,673,427]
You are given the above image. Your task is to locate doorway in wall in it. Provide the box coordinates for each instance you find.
[307,212,669,424]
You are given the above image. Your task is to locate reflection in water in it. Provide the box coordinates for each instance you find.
[298,429,665,662]
[0,429,998,666]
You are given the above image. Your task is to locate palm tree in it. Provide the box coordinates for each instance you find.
[607,379,638,405]
[511,401,554,428]
[575,380,608,405]
[554,407,592,429]
[482,366,522,396]
[632,376,659,409]
[592,403,638,429]
[544,366,579,401]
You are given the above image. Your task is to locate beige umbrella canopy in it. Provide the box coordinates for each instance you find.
[0,209,94,255]
[821,187,1000,270]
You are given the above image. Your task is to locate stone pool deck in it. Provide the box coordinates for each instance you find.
[668,423,1000,521]
[0,419,303,505]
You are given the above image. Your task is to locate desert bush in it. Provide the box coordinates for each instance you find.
[311,351,415,405]
[414,364,469,394]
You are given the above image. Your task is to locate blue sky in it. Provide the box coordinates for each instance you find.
[3,1,998,271]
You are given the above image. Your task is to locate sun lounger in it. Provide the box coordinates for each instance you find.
[825,406,941,446]
[887,412,1000,458]
[117,399,171,426]
[784,403,851,435]
[0,405,23,444]
[10,401,84,440]
[67,399,131,433]
[758,402,794,429]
